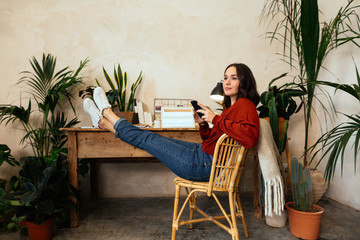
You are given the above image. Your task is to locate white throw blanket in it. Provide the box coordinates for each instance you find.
[257,118,285,216]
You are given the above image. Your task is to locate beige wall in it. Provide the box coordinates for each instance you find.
[0,0,359,209]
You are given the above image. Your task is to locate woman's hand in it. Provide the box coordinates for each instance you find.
[196,103,216,124]
[193,107,205,125]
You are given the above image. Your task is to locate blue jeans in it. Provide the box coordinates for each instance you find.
[114,119,213,181]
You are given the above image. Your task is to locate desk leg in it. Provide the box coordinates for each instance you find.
[90,159,98,201]
[68,131,79,227]
[253,155,263,218]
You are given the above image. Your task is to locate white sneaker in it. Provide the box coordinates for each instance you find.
[83,98,102,128]
[93,87,111,114]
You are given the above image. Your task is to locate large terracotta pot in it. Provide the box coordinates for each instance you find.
[26,217,54,240]
[286,202,324,240]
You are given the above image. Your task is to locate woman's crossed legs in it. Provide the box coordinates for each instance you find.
[83,87,212,181]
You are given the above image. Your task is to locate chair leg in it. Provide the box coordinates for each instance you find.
[187,188,195,229]
[229,191,239,240]
[172,185,181,240]
[186,188,197,229]
[236,191,248,238]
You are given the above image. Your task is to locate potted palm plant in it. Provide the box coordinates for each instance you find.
[286,157,324,239]
[261,0,360,203]
[262,0,360,165]
[0,53,87,239]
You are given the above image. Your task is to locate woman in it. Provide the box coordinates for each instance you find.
[83,63,260,181]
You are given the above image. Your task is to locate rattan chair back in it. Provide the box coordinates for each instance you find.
[207,134,248,196]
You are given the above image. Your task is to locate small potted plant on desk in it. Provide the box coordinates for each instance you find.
[80,64,143,123]
[286,157,324,240]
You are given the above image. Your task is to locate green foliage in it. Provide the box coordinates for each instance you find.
[291,157,313,211]
[4,156,79,225]
[6,215,26,236]
[262,0,360,166]
[0,144,19,167]
[257,73,305,153]
[308,63,360,182]
[0,187,17,232]
[96,64,143,112]
[0,54,87,167]
[0,54,87,224]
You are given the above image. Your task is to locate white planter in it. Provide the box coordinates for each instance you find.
[265,209,287,228]
[310,169,328,203]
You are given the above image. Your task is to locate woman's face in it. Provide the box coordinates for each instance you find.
[223,66,240,104]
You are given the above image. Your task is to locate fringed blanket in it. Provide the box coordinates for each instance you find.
[257,119,285,216]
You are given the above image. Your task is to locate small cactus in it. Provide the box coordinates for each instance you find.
[291,157,313,211]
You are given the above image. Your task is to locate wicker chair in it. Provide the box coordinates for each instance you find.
[171,134,249,240]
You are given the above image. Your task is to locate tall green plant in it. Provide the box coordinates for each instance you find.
[0,54,88,169]
[308,63,360,182]
[262,0,360,166]
[96,64,143,112]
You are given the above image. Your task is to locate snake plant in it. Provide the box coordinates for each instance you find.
[96,64,143,112]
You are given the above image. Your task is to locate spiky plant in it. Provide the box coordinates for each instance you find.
[95,63,143,112]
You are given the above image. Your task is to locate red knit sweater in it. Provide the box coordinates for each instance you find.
[199,98,259,156]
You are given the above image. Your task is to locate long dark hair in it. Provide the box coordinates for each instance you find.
[222,63,260,108]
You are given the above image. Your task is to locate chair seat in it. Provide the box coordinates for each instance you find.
[174,177,230,193]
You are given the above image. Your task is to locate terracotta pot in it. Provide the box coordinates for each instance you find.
[286,202,324,240]
[264,117,287,139]
[26,217,54,240]
[115,111,135,123]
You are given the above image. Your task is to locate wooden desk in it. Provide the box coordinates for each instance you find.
[63,127,260,228]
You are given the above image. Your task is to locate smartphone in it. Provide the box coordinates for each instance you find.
[190,100,204,118]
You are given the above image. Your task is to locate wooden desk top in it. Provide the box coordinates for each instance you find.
[61,127,199,132]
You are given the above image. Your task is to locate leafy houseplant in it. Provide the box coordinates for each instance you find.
[5,156,78,225]
[257,73,305,153]
[0,54,87,229]
[0,144,20,190]
[286,157,324,239]
[262,0,360,166]
[96,64,143,112]
[0,144,19,232]
[0,144,20,168]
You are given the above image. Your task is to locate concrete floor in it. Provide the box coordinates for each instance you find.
[1,194,360,240]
